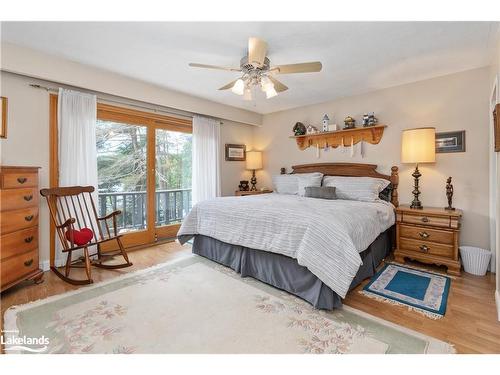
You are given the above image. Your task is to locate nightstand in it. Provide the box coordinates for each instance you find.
[235,190,273,196]
[394,205,462,276]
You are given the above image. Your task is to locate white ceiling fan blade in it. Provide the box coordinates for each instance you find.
[268,76,288,93]
[218,79,239,90]
[248,37,267,67]
[189,63,241,72]
[273,61,322,74]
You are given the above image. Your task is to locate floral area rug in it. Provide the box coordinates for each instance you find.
[4,255,454,354]
[361,263,451,319]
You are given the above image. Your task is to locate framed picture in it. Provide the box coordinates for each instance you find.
[225,144,246,161]
[0,97,7,139]
[435,130,465,153]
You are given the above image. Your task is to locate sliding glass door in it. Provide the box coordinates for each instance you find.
[154,128,192,239]
[95,105,192,248]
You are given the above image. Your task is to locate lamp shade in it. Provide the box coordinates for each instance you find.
[246,151,263,170]
[401,127,436,164]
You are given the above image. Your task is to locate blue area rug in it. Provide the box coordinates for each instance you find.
[361,264,451,319]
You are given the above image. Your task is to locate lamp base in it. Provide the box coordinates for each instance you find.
[410,164,423,210]
[250,170,257,191]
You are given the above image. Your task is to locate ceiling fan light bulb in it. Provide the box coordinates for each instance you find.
[231,79,245,95]
[265,86,278,99]
[243,87,252,101]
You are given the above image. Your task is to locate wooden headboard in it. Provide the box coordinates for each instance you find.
[285,163,399,207]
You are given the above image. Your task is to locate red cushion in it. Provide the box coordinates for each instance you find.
[65,228,94,246]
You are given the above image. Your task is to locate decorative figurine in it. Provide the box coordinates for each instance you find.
[328,123,338,132]
[445,177,455,210]
[280,167,286,175]
[238,180,250,192]
[362,112,378,127]
[306,125,319,134]
[322,114,330,132]
[343,116,356,129]
[293,122,306,136]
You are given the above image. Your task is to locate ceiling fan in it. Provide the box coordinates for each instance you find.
[189,37,322,100]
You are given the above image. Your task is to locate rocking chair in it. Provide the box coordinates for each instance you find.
[40,186,133,285]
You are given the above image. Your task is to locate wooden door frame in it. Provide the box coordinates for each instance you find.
[49,96,192,263]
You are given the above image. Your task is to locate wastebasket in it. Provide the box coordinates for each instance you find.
[459,246,491,276]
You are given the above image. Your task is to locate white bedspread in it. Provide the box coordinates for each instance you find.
[178,193,395,298]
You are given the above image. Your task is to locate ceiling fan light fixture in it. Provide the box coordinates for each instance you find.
[265,86,278,99]
[231,79,245,95]
[243,87,252,101]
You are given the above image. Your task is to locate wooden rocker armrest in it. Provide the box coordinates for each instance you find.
[57,218,76,229]
[97,210,122,221]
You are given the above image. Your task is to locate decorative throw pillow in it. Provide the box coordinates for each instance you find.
[322,176,390,202]
[297,172,323,196]
[304,186,337,200]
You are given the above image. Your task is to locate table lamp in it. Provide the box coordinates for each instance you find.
[401,127,436,209]
[246,151,262,191]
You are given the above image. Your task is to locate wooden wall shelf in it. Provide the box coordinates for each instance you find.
[290,125,387,150]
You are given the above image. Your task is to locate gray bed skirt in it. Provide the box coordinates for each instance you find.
[178,228,393,310]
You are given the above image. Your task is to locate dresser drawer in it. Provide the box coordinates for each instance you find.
[0,187,39,211]
[399,224,454,245]
[0,226,38,261]
[0,207,38,234]
[1,172,38,189]
[399,212,450,228]
[1,249,39,287]
[399,238,453,258]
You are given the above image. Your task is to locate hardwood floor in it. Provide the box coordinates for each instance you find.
[1,241,499,354]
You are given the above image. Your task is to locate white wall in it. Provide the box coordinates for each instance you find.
[255,67,491,250]
[1,42,262,127]
[0,71,256,266]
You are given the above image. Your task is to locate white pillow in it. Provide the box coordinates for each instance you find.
[322,176,390,202]
[272,174,299,195]
[297,173,323,196]
[272,173,324,195]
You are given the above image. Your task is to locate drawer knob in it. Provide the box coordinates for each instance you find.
[419,245,429,253]
[24,195,33,201]
[419,231,430,239]
[17,177,28,184]
[24,259,34,267]
[25,236,34,243]
[421,217,429,223]
[25,215,34,221]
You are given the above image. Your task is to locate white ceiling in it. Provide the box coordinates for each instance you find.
[1,22,498,114]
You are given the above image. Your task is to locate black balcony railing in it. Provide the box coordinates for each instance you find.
[98,188,192,232]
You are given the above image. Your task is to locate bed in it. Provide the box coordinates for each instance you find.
[178,163,399,310]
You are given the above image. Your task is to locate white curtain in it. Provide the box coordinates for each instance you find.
[192,115,221,204]
[56,88,98,265]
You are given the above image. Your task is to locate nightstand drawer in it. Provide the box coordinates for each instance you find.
[399,212,450,228]
[399,224,454,245]
[399,238,453,258]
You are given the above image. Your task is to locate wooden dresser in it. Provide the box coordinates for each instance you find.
[1,166,43,291]
[394,205,462,276]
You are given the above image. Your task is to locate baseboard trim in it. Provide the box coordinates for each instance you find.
[496,290,500,322]
[39,260,50,272]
